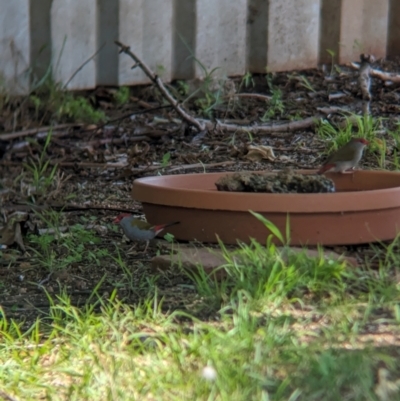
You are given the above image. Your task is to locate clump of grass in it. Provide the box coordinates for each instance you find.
[1,215,400,400]
[316,114,386,165]
[0,282,397,400]
[186,213,348,311]
[27,78,106,125]
[114,86,130,106]
[316,114,383,149]
[261,73,285,121]
[22,130,58,197]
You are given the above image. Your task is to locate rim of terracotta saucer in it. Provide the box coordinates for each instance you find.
[132,170,400,213]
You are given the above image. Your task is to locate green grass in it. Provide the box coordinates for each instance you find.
[1,217,400,400]
[1,72,106,131]
[317,114,382,148]
[114,86,130,106]
[316,114,387,166]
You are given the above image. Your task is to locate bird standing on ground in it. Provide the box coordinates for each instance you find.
[113,214,180,252]
[318,138,369,174]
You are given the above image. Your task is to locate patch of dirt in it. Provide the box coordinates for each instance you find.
[1,57,400,327]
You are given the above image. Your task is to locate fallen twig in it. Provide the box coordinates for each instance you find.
[130,96,157,109]
[115,40,344,135]
[225,93,272,101]
[328,92,347,101]
[56,161,130,169]
[115,40,205,132]
[316,106,351,115]
[167,161,236,173]
[1,124,82,141]
[85,135,154,147]
[204,116,318,133]
[358,54,373,101]
[350,61,400,83]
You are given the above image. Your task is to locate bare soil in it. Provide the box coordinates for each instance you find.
[1,58,400,327]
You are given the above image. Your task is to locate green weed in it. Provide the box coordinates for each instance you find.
[316,114,384,156]
[326,49,341,75]
[261,88,285,121]
[176,80,190,96]
[114,86,130,106]
[240,71,255,89]
[23,130,58,198]
[161,151,171,167]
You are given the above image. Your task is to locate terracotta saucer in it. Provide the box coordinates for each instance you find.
[132,170,400,245]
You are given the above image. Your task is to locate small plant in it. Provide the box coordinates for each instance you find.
[176,80,190,96]
[261,88,284,121]
[326,49,337,76]
[265,71,274,90]
[27,76,106,124]
[250,211,288,245]
[376,137,387,169]
[189,61,222,116]
[163,232,175,243]
[114,86,130,106]
[187,212,347,307]
[161,152,171,167]
[29,94,42,120]
[316,114,384,155]
[287,73,316,92]
[288,112,303,121]
[298,75,316,92]
[393,149,400,170]
[56,94,105,123]
[191,69,224,118]
[240,72,255,89]
[23,130,58,197]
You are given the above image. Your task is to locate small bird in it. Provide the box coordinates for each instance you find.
[318,138,369,174]
[113,214,180,252]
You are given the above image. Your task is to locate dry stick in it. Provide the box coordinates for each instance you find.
[114,40,344,134]
[350,62,400,83]
[316,106,351,115]
[1,103,171,143]
[358,54,374,116]
[358,54,373,101]
[224,93,272,101]
[0,123,82,141]
[115,40,205,132]
[167,161,235,173]
[56,161,130,169]
[205,116,319,133]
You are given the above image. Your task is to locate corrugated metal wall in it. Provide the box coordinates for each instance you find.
[0,0,398,95]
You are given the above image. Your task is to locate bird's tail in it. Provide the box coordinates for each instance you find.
[153,221,180,233]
